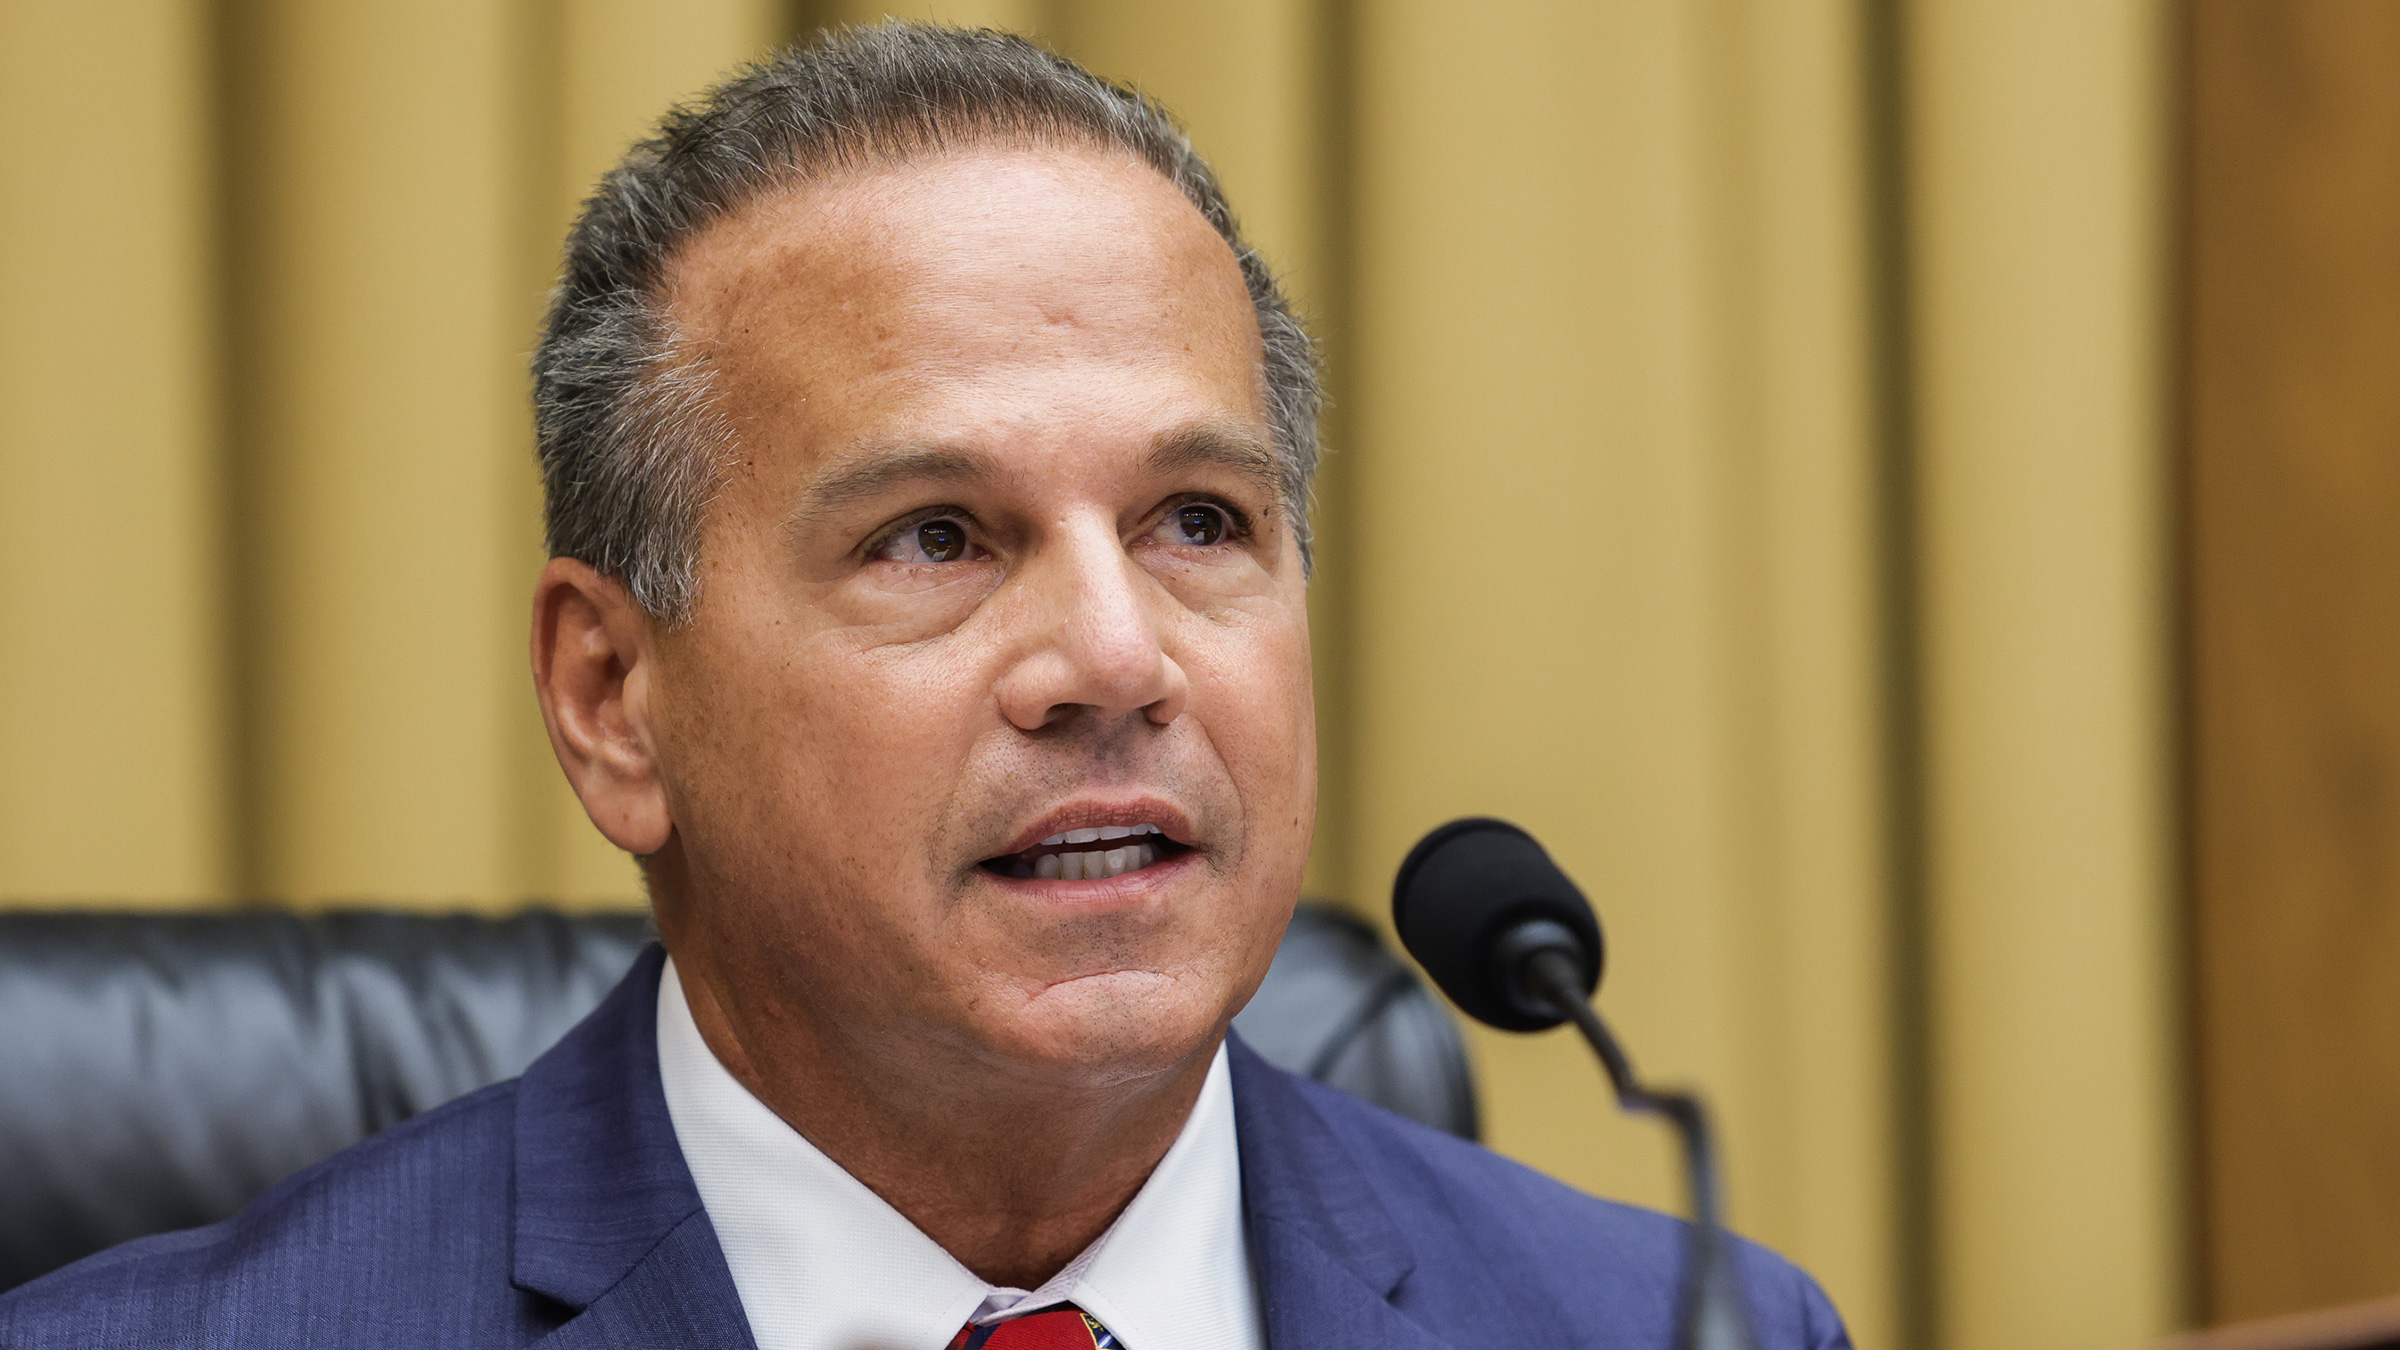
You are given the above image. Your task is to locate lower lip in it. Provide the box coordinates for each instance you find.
[980,847,1200,901]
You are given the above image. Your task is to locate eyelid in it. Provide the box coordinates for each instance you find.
[865,504,980,558]
[1156,493,1256,541]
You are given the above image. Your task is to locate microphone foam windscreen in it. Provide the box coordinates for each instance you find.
[1391,818,1605,1032]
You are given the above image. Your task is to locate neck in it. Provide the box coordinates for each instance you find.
[673,953,1217,1290]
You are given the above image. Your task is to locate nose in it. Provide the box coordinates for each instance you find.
[994,521,1190,732]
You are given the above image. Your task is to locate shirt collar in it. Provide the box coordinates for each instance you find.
[656,956,1261,1350]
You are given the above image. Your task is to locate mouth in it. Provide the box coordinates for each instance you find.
[979,821,1196,882]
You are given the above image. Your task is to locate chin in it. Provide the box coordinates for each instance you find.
[978,967,1231,1087]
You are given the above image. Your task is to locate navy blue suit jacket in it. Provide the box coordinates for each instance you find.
[0,946,1850,1349]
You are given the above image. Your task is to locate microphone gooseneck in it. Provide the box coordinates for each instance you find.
[1393,819,1759,1350]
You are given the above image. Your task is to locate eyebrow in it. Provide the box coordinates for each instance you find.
[789,421,1283,528]
[791,446,990,524]
[1142,423,1283,500]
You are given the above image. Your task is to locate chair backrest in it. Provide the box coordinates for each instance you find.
[0,903,1470,1292]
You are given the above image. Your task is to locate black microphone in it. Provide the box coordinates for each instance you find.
[1393,818,1758,1350]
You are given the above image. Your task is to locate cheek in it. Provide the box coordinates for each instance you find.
[782,640,998,847]
[1185,612,1316,834]
[664,620,996,880]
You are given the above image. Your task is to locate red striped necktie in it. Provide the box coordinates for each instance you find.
[948,1305,1122,1350]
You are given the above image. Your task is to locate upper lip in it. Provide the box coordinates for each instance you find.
[990,798,1199,859]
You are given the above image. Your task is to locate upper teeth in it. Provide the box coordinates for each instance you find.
[1038,823,1163,847]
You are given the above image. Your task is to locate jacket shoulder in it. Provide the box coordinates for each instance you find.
[1278,1070,1852,1350]
[0,1080,559,1349]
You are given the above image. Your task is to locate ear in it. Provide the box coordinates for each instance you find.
[531,557,674,855]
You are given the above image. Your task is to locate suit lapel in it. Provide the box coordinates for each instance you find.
[528,1211,756,1348]
[1230,1036,1461,1350]
[512,944,755,1350]
[505,962,1465,1350]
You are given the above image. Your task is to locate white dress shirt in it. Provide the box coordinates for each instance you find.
[656,958,1265,1350]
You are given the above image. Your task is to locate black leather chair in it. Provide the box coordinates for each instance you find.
[0,903,1472,1293]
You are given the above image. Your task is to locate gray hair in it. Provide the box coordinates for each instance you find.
[532,21,1322,622]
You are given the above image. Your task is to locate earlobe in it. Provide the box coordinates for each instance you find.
[530,558,676,856]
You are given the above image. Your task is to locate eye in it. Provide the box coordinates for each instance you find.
[1159,502,1231,547]
[873,516,978,565]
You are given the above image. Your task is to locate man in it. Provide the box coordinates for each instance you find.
[0,24,1848,1350]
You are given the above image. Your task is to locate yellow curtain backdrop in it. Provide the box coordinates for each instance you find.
[1907,6,2181,1348]
[0,1,2179,1346]
[1343,1,1898,1344]
[1,0,227,900]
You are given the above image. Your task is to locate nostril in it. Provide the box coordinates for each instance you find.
[992,583,1181,725]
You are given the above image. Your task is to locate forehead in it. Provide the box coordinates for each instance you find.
[665,146,1266,449]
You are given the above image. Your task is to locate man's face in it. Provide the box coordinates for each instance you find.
[643,146,1314,1088]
